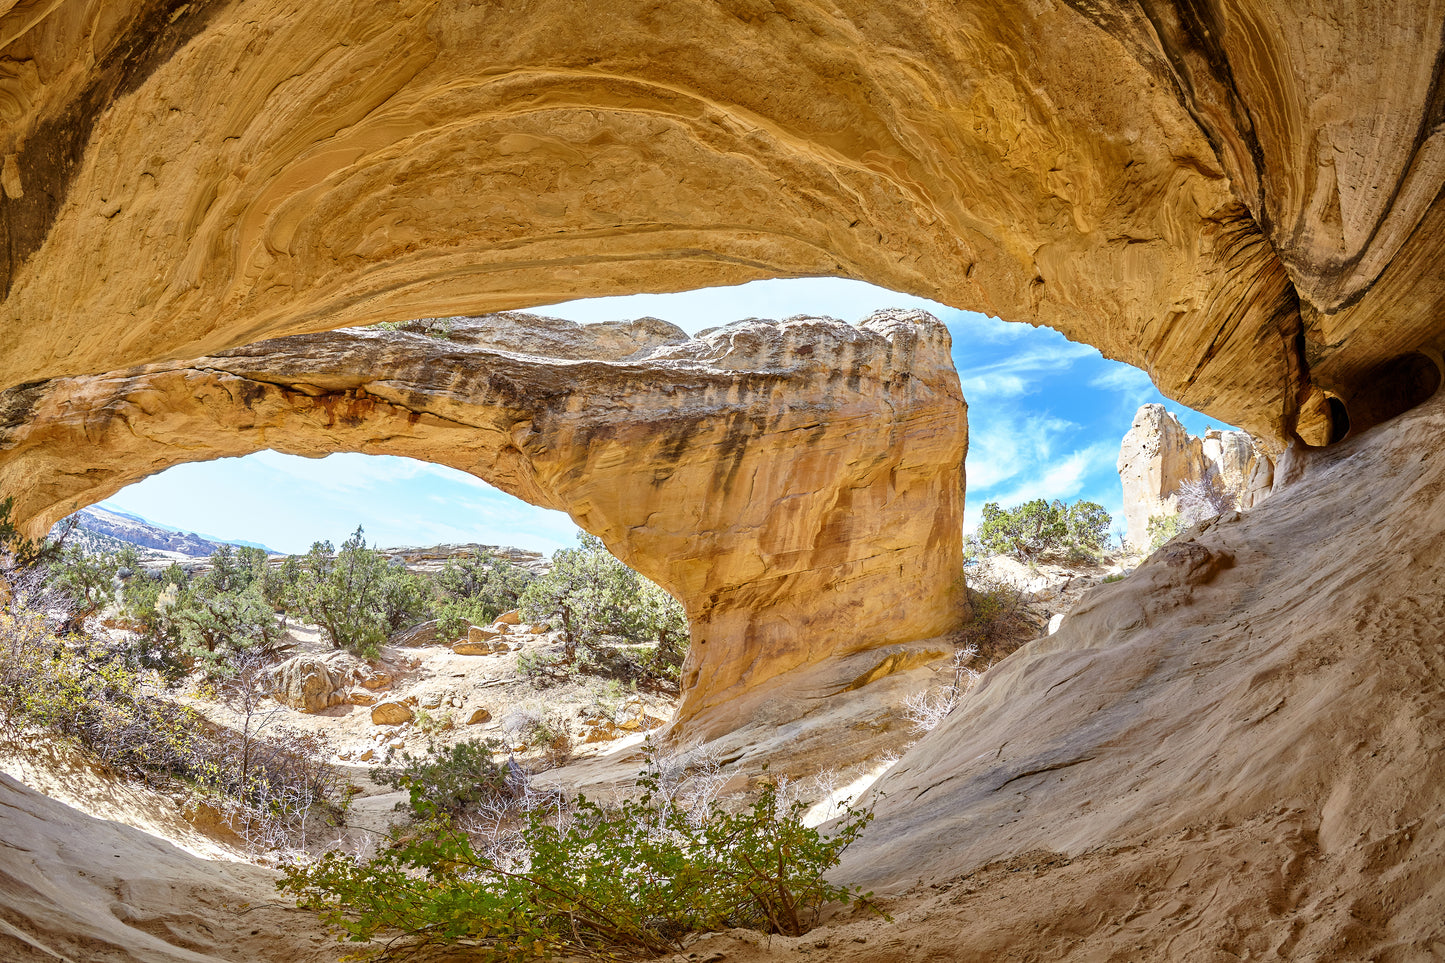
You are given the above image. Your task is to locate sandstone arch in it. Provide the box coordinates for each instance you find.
[0,309,968,735]
[6,0,1445,452]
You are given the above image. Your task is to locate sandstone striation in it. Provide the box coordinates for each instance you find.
[3,1,1445,447]
[0,310,968,736]
[1117,403,1274,549]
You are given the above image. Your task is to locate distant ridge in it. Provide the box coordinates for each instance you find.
[54,505,281,561]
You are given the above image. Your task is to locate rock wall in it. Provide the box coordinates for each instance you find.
[4,0,1445,447]
[0,310,968,736]
[833,360,1445,961]
[1117,404,1274,549]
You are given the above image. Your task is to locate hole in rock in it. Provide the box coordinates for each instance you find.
[1344,351,1444,436]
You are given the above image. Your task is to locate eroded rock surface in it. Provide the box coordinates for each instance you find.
[3,1,1445,446]
[0,310,967,735]
[1117,403,1274,549]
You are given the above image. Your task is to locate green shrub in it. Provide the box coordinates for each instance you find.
[432,549,533,640]
[294,527,421,657]
[379,738,511,820]
[1147,514,1187,552]
[279,762,875,961]
[976,498,1112,561]
[518,533,688,685]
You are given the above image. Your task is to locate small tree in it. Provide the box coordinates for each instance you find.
[294,527,393,657]
[975,498,1112,561]
[433,548,533,638]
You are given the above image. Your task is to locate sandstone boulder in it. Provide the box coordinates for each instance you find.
[467,625,503,645]
[452,640,493,656]
[370,701,414,726]
[466,707,492,726]
[390,620,439,647]
[265,655,358,714]
[495,610,521,626]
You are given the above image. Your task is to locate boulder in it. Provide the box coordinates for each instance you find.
[265,654,358,713]
[370,701,414,726]
[466,707,492,726]
[468,625,503,644]
[495,610,522,625]
[452,640,493,656]
[359,670,392,690]
[390,620,439,647]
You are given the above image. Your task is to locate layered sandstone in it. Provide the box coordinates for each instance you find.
[1117,403,1274,549]
[3,1,1445,447]
[0,310,968,735]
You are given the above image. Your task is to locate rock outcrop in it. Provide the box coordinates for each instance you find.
[4,1,1445,447]
[265,653,360,714]
[0,311,968,736]
[1117,404,1274,550]
[831,374,1445,959]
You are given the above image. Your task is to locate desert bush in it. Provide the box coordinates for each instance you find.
[959,573,1035,665]
[1147,514,1188,552]
[518,533,688,686]
[432,548,533,640]
[279,759,875,961]
[975,498,1112,562]
[380,738,512,821]
[294,527,418,658]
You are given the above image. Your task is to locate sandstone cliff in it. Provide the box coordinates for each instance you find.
[0,310,968,737]
[1117,404,1274,550]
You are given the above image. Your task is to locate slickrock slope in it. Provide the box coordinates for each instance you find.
[4,0,1445,446]
[0,772,335,963]
[829,382,1445,960]
[1117,403,1274,549]
[0,310,968,735]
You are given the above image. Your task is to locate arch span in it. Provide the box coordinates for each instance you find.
[0,310,968,735]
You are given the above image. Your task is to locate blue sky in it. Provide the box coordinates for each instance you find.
[100,278,1223,554]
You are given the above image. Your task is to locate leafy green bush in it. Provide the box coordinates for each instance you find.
[379,738,511,820]
[432,548,533,640]
[293,527,425,657]
[518,533,688,684]
[975,498,1112,561]
[280,763,874,961]
[1147,514,1187,552]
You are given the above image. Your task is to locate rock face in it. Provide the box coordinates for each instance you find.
[3,1,1445,447]
[833,381,1445,958]
[1117,404,1274,550]
[0,311,968,736]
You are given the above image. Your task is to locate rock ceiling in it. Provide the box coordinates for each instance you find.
[2,0,1443,450]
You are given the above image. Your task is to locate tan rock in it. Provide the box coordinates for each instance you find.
[467,625,503,644]
[0,311,966,738]
[465,707,492,726]
[495,610,521,626]
[452,640,493,656]
[347,690,376,707]
[359,671,392,690]
[358,748,374,762]
[265,654,356,714]
[390,620,439,647]
[1117,405,1275,551]
[9,0,1445,450]
[583,723,620,744]
[491,641,511,653]
[370,701,414,726]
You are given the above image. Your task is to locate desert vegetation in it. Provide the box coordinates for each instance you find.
[967,497,1112,563]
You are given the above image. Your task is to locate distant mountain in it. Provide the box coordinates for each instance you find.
[54,506,280,561]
